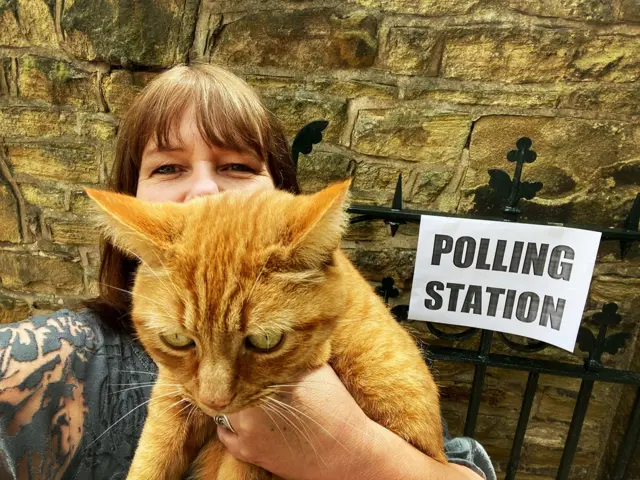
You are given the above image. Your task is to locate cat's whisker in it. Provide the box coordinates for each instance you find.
[145,249,183,299]
[267,388,380,441]
[84,389,181,450]
[267,384,333,394]
[173,401,194,423]
[116,370,158,376]
[127,248,182,300]
[109,382,158,387]
[109,382,181,395]
[246,251,273,301]
[264,397,328,468]
[97,282,168,311]
[110,384,156,395]
[258,401,295,457]
[186,403,199,424]
[157,397,191,420]
[267,396,351,455]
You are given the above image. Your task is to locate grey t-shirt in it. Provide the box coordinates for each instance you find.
[0,309,496,480]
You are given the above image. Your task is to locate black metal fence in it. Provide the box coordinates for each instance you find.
[293,121,640,479]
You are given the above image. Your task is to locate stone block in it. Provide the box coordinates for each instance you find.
[78,113,118,140]
[0,0,58,48]
[195,0,342,14]
[343,244,416,286]
[6,144,100,183]
[442,27,640,83]
[304,78,397,100]
[558,84,640,115]
[350,161,413,204]
[403,82,562,109]
[0,251,83,295]
[263,94,347,144]
[60,0,200,66]
[20,184,66,210]
[0,6,28,47]
[0,294,31,324]
[442,27,576,84]
[0,107,76,138]
[463,116,638,192]
[411,169,454,206]
[380,27,440,75]
[297,150,356,194]
[0,181,21,243]
[69,191,93,213]
[618,0,640,21]
[503,0,615,22]
[17,55,98,109]
[351,109,470,164]
[47,217,100,245]
[348,0,480,15]
[569,35,640,82]
[101,69,157,116]
[213,9,377,71]
[534,387,613,423]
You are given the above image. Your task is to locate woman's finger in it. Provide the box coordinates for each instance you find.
[217,425,250,462]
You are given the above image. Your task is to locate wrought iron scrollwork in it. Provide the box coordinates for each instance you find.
[496,333,548,353]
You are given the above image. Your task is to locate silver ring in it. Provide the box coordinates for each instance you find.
[214,414,236,433]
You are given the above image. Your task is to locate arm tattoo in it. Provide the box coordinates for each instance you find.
[0,314,97,480]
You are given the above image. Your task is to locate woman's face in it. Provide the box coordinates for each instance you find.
[136,106,274,202]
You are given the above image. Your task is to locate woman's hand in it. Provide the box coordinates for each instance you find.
[217,363,371,480]
[217,364,484,480]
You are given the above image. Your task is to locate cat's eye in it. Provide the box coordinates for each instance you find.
[245,332,284,353]
[161,332,195,349]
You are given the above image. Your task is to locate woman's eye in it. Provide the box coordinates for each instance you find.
[152,164,180,175]
[161,332,195,349]
[245,332,284,353]
[223,164,255,174]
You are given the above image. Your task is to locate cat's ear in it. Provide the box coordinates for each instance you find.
[85,188,185,264]
[287,179,351,268]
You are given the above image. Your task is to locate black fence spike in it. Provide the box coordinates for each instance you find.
[621,193,640,259]
[392,174,403,210]
[386,174,404,236]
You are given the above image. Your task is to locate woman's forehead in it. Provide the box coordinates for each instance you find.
[142,105,261,159]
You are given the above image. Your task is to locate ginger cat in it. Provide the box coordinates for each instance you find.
[86,180,446,480]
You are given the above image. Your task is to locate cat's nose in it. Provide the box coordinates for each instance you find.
[202,394,236,411]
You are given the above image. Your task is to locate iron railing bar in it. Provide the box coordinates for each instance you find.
[505,372,540,480]
[612,387,640,479]
[464,330,494,437]
[424,345,640,385]
[347,204,640,242]
[556,380,595,479]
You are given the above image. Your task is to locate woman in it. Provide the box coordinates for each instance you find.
[0,64,495,480]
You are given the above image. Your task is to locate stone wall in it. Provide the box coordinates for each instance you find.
[1,1,639,478]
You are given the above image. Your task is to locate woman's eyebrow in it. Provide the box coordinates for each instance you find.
[144,145,186,155]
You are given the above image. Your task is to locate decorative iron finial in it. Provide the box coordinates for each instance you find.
[621,193,640,259]
[487,137,543,221]
[291,120,329,170]
[577,303,630,368]
[375,276,399,304]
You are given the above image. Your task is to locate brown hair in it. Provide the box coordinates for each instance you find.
[86,63,299,331]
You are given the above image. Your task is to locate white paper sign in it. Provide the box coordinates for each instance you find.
[408,216,601,352]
